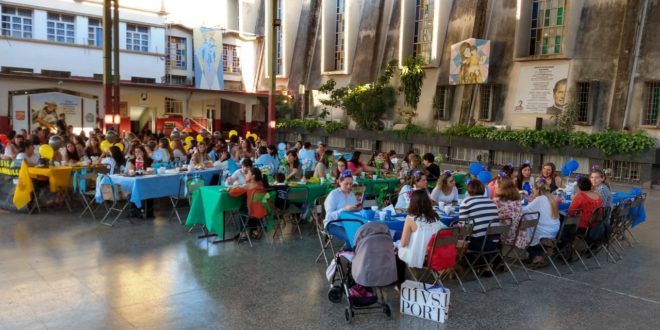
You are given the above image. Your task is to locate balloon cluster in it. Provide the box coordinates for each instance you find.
[561,159,580,176]
[469,162,492,184]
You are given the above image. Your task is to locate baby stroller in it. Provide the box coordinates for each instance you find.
[327,221,397,323]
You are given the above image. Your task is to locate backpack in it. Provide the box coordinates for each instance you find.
[424,228,458,271]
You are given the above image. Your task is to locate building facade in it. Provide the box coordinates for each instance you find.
[256,0,660,142]
[0,0,266,137]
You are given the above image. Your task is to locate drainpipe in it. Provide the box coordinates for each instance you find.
[622,0,649,129]
[112,0,120,131]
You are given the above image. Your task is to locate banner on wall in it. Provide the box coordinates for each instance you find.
[449,38,490,85]
[193,28,224,90]
[30,92,81,133]
[512,62,570,114]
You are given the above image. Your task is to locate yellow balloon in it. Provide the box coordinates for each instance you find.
[183,144,190,152]
[196,134,204,142]
[185,136,194,145]
[39,144,54,159]
[100,140,112,153]
[114,142,124,152]
[248,133,258,141]
[169,141,175,149]
[228,130,238,139]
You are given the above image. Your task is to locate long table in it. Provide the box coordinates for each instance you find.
[94,168,219,207]
[559,191,647,228]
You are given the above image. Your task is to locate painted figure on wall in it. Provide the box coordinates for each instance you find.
[32,101,59,133]
[450,38,490,85]
[546,79,567,115]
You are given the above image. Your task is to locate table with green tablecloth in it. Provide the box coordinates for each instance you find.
[355,177,400,196]
[185,183,332,239]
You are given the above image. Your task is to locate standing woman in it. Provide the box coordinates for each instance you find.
[284,150,301,181]
[590,167,612,210]
[493,177,528,249]
[540,162,562,192]
[523,179,560,267]
[228,167,270,241]
[430,171,459,203]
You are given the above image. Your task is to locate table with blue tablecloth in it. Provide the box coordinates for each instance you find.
[95,168,220,207]
[338,209,455,242]
[558,190,647,228]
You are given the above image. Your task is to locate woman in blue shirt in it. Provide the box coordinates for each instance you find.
[324,170,359,243]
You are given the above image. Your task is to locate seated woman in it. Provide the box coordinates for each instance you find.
[568,177,602,231]
[171,139,187,162]
[430,171,459,204]
[488,164,514,198]
[190,142,213,168]
[399,154,424,180]
[156,138,173,163]
[523,179,560,267]
[214,150,238,173]
[395,171,433,210]
[228,167,269,241]
[61,141,81,165]
[314,150,334,179]
[590,167,612,210]
[15,140,40,166]
[126,145,152,172]
[255,146,274,174]
[101,145,125,174]
[422,153,440,181]
[323,170,359,243]
[284,150,302,181]
[540,162,563,193]
[347,151,367,176]
[515,162,534,195]
[494,177,527,249]
[332,157,348,182]
[458,180,500,251]
[398,190,444,269]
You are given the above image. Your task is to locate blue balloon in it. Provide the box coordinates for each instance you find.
[477,171,492,184]
[277,142,286,151]
[469,162,483,176]
[561,165,571,177]
[565,159,579,172]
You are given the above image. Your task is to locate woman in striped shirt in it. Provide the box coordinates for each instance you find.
[459,180,501,251]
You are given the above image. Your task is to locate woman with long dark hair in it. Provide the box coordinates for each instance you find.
[229,167,270,241]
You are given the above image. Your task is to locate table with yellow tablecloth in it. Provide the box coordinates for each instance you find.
[27,166,74,192]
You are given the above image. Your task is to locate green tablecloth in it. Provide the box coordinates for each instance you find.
[355,177,400,196]
[185,183,331,238]
[427,173,467,195]
[185,186,243,239]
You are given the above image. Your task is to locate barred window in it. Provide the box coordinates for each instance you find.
[576,81,590,123]
[434,86,452,120]
[126,24,149,52]
[603,160,640,182]
[530,0,566,55]
[223,45,241,73]
[479,84,496,121]
[642,82,660,126]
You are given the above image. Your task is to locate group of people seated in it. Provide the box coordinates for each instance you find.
[321,152,615,278]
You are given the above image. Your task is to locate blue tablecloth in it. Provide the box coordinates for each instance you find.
[338,210,453,241]
[559,191,647,228]
[95,168,220,207]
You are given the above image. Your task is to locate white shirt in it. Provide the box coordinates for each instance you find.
[226,168,246,186]
[15,152,40,166]
[101,157,118,174]
[430,186,459,203]
[523,195,560,246]
[323,188,357,226]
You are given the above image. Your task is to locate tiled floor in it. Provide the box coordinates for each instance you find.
[1,188,659,329]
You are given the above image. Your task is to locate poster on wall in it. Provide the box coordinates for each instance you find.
[30,92,81,133]
[193,28,224,90]
[11,95,29,133]
[449,38,490,85]
[512,62,570,114]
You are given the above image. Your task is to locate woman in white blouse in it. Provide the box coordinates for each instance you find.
[431,171,459,203]
[523,179,560,267]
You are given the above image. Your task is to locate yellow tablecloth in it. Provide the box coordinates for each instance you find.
[27,166,74,192]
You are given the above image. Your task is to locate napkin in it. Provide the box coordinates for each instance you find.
[382,204,396,214]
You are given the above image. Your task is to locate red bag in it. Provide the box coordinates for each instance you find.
[424,228,457,271]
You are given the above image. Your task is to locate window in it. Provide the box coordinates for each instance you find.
[1,6,32,38]
[478,84,497,121]
[412,0,433,64]
[529,0,565,55]
[334,0,346,71]
[603,160,640,182]
[47,12,75,43]
[223,45,241,73]
[126,24,149,52]
[575,81,590,123]
[88,18,102,47]
[642,82,660,126]
[167,36,187,69]
[165,98,183,115]
[433,86,452,120]
[354,139,372,150]
[276,0,283,75]
[164,75,189,85]
[448,147,490,164]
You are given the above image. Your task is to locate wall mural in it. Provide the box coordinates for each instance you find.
[449,38,490,85]
[193,28,225,90]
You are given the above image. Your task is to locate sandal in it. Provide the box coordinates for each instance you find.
[251,230,262,240]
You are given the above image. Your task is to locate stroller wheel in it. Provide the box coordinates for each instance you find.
[383,303,392,318]
[328,286,343,303]
[344,307,352,323]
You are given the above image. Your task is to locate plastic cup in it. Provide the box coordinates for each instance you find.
[320,177,326,184]
[371,205,378,211]
[378,211,386,221]
[444,205,452,214]
[372,175,378,180]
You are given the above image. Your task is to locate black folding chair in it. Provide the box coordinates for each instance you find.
[503,212,540,282]
[461,220,513,293]
[539,210,581,276]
